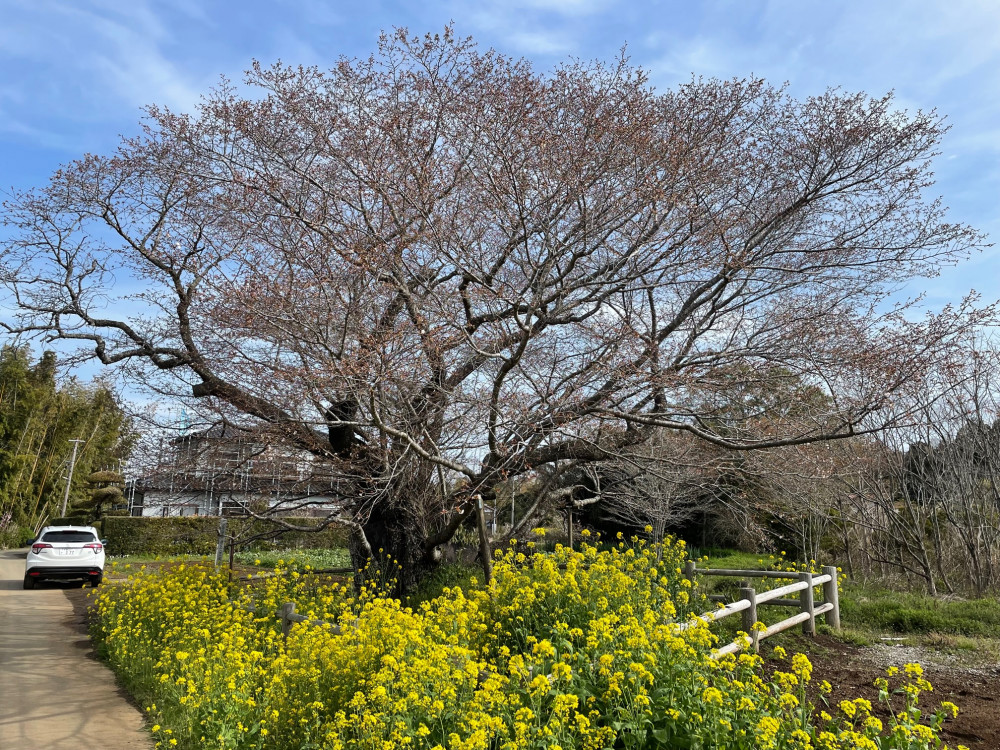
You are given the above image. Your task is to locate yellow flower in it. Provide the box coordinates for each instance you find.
[791,653,813,681]
[90,539,950,750]
[702,687,723,705]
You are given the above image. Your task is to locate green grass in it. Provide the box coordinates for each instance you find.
[693,549,809,607]
[693,548,771,572]
[108,552,207,563]
[840,583,1000,638]
[233,547,352,570]
[816,623,872,647]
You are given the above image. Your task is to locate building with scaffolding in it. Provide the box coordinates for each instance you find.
[126,423,345,518]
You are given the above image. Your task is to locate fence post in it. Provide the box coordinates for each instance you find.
[215,517,227,568]
[822,565,841,629]
[739,584,759,653]
[475,494,493,586]
[799,572,815,636]
[280,601,296,640]
[684,560,697,584]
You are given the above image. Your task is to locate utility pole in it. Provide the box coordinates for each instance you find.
[60,439,85,517]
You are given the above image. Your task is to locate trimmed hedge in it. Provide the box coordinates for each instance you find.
[102,515,350,556]
[50,515,91,527]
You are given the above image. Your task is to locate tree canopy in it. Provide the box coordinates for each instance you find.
[0,29,991,575]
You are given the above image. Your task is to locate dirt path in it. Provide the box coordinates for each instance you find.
[788,635,1000,748]
[0,549,151,749]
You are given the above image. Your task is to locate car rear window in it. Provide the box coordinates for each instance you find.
[41,530,97,543]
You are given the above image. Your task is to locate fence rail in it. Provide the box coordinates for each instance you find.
[682,561,841,658]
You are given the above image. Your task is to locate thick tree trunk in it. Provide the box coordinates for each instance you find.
[349,500,435,597]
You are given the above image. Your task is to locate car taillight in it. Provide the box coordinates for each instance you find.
[84,543,103,554]
[31,543,52,554]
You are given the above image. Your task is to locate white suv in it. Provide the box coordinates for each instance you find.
[24,525,105,589]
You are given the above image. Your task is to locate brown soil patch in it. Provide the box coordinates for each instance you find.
[782,635,1000,748]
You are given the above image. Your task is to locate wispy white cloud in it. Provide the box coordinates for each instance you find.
[0,0,206,138]
[508,0,610,12]
[291,0,345,29]
[502,29,576,55]
[0,106,79,151]
[268,28,329,67]
[452,0,612,58]
[638,0,1000,100]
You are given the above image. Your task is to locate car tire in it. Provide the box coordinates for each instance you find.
[90,575,102,587]
[22,575,34,590]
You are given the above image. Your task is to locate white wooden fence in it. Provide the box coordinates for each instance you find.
[680,561,841,658]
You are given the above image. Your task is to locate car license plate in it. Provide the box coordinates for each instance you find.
[56,548,77,556]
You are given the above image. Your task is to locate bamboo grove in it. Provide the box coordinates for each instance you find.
[0,345,134,544]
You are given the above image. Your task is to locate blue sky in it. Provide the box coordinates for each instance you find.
[2,0,999,310]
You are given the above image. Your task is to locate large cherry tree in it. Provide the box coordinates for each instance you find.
[1,29,990,584]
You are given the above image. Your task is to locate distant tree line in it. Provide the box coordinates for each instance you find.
[0,345,134,545]
[569,345,1000,597]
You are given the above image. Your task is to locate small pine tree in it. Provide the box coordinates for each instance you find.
[82,469,125,521]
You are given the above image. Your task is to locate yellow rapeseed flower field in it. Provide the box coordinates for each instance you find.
[91,538,966,750]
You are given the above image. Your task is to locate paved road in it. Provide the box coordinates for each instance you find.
[0,549,151,749]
